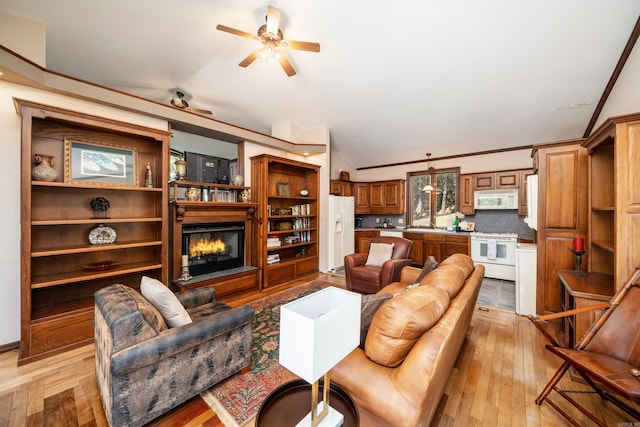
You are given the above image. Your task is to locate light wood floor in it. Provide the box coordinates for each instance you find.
[0,273,636,426]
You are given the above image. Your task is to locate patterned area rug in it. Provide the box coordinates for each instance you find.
[201,280,332,426]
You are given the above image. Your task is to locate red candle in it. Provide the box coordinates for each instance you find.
[573,237,584,252]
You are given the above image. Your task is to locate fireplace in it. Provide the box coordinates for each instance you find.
[182,222,245,276]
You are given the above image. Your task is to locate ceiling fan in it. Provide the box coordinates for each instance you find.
[170,90,213,115]
[216,5,320,77]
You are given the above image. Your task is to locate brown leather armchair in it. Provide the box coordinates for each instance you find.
[345,236,413,294]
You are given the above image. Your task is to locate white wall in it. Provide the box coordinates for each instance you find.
[594,35,640,129]
[332,148,534,183]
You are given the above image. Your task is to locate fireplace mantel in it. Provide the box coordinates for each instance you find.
[170,201,260,296]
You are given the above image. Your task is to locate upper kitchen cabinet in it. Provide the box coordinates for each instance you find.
[353,179,405,214]
[459,174,474,215]
[533,139,588,314]
[582,113,640,292]
[369,180,405,214]
[460,169,531,216]
[330,179,353,196]
[354,183,369,214]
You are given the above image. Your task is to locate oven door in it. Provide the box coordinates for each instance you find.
[471,238,516,265]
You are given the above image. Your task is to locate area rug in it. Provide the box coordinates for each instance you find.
[201,279,332,426]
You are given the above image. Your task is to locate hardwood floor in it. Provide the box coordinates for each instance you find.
[0,272,636,426]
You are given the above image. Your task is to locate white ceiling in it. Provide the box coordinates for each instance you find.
[1,1,639,168]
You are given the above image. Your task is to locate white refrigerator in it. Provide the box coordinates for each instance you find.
[327,195,355,272]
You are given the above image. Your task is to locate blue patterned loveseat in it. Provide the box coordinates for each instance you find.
[94,283,253,426]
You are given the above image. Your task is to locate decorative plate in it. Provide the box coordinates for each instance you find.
[89,224,117,245]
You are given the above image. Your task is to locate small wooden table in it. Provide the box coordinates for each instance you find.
[255,379,359,426]
[557,270,614,348]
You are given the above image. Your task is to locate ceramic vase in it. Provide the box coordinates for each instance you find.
[32,154,58,182]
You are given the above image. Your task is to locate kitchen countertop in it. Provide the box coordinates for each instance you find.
[355,227,474,235]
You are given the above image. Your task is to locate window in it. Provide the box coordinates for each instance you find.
[407,168,459,228]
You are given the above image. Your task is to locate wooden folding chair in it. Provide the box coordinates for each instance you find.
[529,268,640,427]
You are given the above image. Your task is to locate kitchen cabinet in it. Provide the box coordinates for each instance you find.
[461,169,530,215]
[330,179,353,196]
[473,173,495,190]
[459,174,474,215]
[582,112,640,291]
[353,180,404,214]
[444,234,470,258]
[533,140,588,314]
[495,171,520,188]
[354,183,369,214]
[17,100,170,365]
[423,235,445,263]
[368,180,405,214]
[403,231,469,266]
[519,169,534,217]
[355,230,379,253]
[251,154,320,288]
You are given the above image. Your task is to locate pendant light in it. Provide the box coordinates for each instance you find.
[421,153,437,192]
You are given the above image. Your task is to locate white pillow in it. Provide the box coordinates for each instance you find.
[140,276,192,328]
[365,243,395,267]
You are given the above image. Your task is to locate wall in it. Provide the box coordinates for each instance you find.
[594,34,640,128]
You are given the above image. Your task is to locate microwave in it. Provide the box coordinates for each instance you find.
[474,189,519,210]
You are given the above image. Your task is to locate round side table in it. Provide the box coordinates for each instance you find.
[256,379,359,426]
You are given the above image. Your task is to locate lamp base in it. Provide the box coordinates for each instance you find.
[296,402,344,427]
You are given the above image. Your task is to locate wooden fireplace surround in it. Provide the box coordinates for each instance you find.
[170,201,261,295]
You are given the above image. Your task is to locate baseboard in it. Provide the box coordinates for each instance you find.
[0,341,19,354]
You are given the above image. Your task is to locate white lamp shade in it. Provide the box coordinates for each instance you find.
[279,287,361,384]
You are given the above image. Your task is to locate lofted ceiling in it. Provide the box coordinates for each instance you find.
[1,1,639,168]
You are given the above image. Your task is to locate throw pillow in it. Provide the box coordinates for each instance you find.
[365,243,395,267]
[365,285,450,367]
[414,255,439,284]
[359,293,393,348]
[140,276,192,328]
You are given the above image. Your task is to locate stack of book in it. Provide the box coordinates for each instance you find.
[267,254,280,265]
[267,236,281,248]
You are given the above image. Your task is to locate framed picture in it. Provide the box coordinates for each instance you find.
[169,149,183,181]
[276,182,290,196]
[64,138,138,186]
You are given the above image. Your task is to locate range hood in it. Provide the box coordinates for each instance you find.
[474,189,519,210]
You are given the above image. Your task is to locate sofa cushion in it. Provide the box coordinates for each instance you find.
[140,276,193,328]
[438,253,474,278]
[359,293,393,348]
[121,285,167,333]
[414,255,439,284]
[365,242,394,267]
[365,285,450,367]
[420,264,467,298]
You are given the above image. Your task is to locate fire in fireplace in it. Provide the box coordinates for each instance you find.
[182,223,245,276]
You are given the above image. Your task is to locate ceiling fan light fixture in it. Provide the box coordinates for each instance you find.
[259,41,280,63]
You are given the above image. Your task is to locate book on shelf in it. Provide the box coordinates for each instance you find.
[267,253,280,265]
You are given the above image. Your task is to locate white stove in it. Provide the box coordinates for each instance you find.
[470,232,518,281]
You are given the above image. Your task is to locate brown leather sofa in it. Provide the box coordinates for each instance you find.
[331,254,484,427]
[344,236,413,294]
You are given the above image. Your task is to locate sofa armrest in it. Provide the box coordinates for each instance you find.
[175,286,216,309]
[399,266,422,284]
[110,305,253,375]
[379,258,413,285]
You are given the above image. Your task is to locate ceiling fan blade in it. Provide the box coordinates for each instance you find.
[216,24,255,40]
[266,6,280,35]
[279,54,296,77]
[239,49,261,67]
[284,40,320,53]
